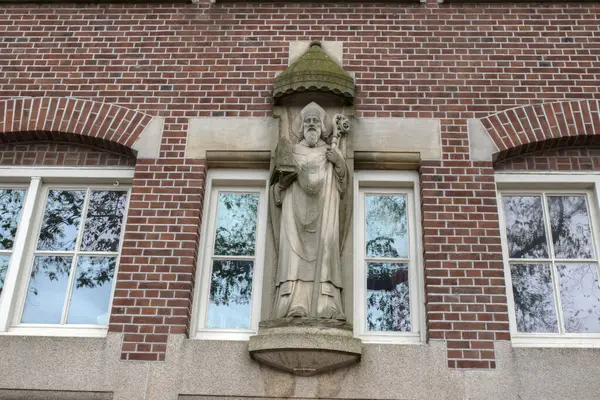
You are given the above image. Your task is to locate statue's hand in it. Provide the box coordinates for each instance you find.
[326,147,343,166]
[278,169,298,189]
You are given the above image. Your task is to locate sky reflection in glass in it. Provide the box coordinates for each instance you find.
[21,256,72,324]
[67,256,115,325]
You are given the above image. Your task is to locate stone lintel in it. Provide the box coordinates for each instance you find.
[205,150,272,169]
[350,118,441,161]
[0,389,113,400]
[186,117,278,160]
[354,151,420,170]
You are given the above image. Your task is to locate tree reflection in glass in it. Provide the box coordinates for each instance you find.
[207,260,253,329]
[0,255,9,296]
[367,262,410,332]
[366,195,408,259]
[23,188,127,326]
[214,193,258,257]
[37,190,85,251]
[207,192,259,329]
[0,188,25,295]
[548,196,594,259]
[0,189,25,251]
[510,263,558,333]
[557,264,600,333]
[502,196,548,259]
[81,191,128,252]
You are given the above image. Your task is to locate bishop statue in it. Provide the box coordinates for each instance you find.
[271,102,348,320]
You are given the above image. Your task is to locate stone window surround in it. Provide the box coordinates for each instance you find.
[185,114,441,342]
[0,166,134,338]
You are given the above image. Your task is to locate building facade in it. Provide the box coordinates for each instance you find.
[0,1,600,399]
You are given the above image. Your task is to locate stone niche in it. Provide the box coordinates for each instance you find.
[248,41,362,376]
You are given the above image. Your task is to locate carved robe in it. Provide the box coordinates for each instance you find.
[272,139,347,319]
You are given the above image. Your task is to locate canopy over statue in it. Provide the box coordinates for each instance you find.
[270,102,350,320]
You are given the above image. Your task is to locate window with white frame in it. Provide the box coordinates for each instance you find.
[353,170,424,344]
[497,173,600,346]
[193,169,268,340]
[0,168,132,336]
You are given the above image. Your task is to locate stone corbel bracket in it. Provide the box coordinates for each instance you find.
[249,318,361,377]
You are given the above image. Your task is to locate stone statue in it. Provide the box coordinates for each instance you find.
[270,102,349,320]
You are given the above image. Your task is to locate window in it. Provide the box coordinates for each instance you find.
[497,173,600,347]
[353,170,424,344]
[193,169,268,340]
[0,167,132,337]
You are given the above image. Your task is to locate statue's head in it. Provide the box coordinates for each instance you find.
[299,102,327,148]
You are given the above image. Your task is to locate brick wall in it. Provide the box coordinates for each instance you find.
[1,1,599,366]
[420,160,508,369]
[110,158,205,361]
[495,146,600,172]
[0,142,135,166]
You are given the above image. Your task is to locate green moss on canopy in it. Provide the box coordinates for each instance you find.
[273,41,355,105]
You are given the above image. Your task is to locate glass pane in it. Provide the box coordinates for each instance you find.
[365,195,408,259]
[21,256,72,324]
[557,263,600,333]
[548,196,594,259]
[0,255,9,296]
[502,196,549,259]
[0,189,26,251]
[67,256,115,325]
[366,262,410,332]
[213,193,259,257]
[37,190,85,251]
[510,263,558,333]
[206,260,253,329]
[81,191,128,252]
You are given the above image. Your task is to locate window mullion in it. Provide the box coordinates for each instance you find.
[60,188,91,325]
[0,177,42,331]
[542,192,564,334]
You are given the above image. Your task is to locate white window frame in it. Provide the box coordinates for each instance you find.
[497,172,600,348]
[0,166,133,337]
[353,170,425,344]
[192,169,269,341]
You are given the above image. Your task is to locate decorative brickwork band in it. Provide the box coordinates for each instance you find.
[0,97,155,157]
[480,100,600,161]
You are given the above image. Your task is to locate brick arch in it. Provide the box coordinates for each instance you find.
[0,97,157,157]
[478,100,600,161]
